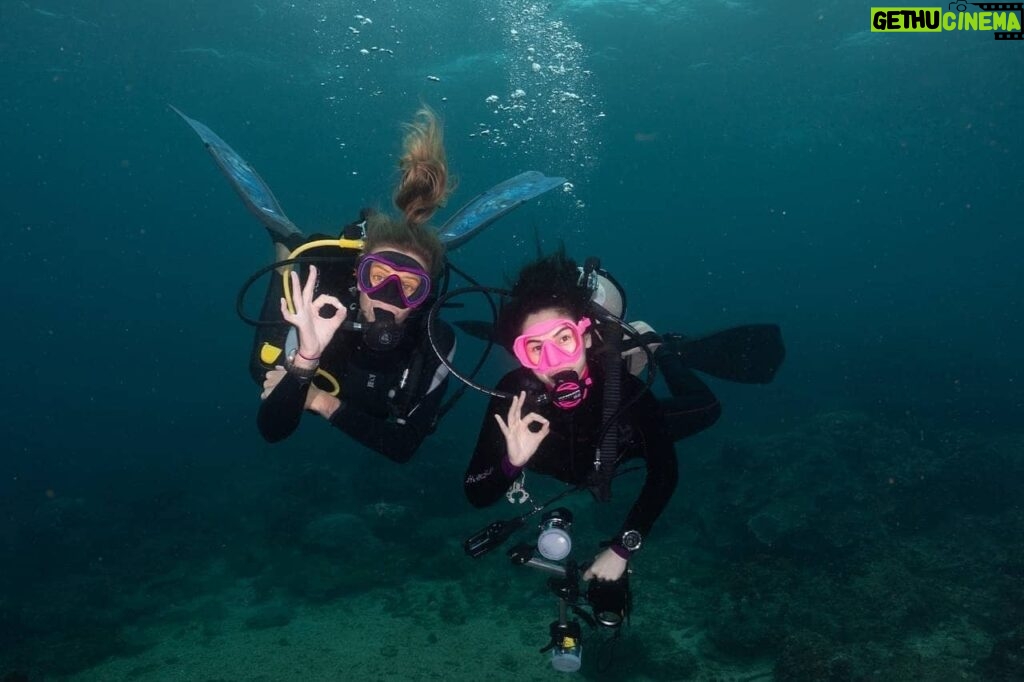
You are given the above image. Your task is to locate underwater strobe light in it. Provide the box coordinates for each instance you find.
[536,507,574,561]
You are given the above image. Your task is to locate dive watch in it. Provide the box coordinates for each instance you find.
[620,529,643,552]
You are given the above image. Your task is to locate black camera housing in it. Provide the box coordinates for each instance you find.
[586,572,631,628]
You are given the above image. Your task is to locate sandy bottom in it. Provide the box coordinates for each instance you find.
[61,570,772,682]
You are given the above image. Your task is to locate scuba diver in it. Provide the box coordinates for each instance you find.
[462,249,681,581]
[441,250,782,671]
[252,108,453,462]
[456,248,785,581]
[172,104,568,462]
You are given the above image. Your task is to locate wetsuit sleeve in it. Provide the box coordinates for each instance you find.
[616,385,680,544]
[326,329,454,464]
[656,345,722,442]
[257,371,311,443]
[464,376,521,507]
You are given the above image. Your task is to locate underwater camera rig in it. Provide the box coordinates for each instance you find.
[466,506,630,672]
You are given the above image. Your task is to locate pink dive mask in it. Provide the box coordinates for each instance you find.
[512,317,592,373]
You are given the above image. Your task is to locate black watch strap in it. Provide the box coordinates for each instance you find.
[283,350,319,382]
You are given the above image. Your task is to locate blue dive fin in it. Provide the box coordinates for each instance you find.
[438,171,567,250]
[170,105,301,239]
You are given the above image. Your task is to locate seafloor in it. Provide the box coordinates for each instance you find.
[2,411,1022,681]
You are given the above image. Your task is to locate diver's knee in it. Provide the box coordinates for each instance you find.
[661,397,722,441]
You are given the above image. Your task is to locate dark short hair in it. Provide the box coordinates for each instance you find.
[495,247,592,350]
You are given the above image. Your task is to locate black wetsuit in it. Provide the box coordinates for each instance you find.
[655,344,723,442]
[252,237,454,463]
[463,347,719,548]
[464,356,679,548]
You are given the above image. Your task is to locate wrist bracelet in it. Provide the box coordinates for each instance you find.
[297,349,321,362]
[284,349,319,382]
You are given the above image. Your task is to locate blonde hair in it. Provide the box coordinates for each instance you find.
[393,106,455,228]
[361,106,452,276]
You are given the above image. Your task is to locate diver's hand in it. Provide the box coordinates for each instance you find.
[261,366,286,399]
[280,265,347,357]
[262,368,337,414]
[261,365,319,402]
[306,386,342,419]
[583,547,628,582]
[494,391,550,467]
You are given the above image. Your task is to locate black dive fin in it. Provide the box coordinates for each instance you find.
[674,324,785,384]
[454,320,496,341]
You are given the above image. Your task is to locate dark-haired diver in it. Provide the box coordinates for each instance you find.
[173,105,566,462]
[456,250,784,581]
